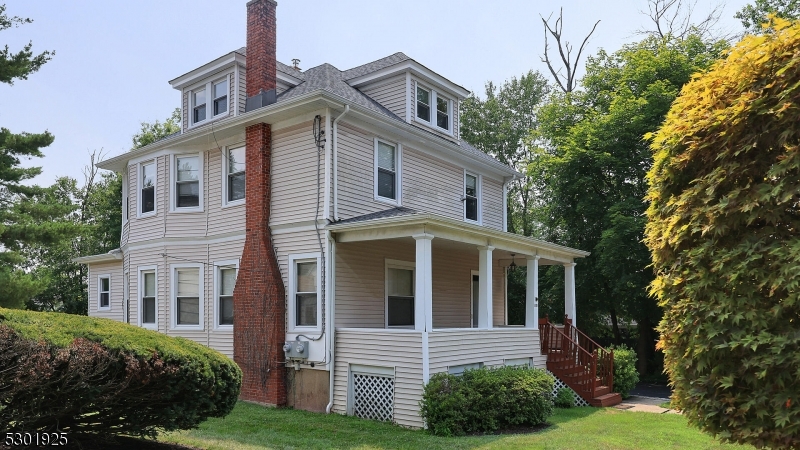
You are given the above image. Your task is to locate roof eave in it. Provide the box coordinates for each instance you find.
[73,250,123,264]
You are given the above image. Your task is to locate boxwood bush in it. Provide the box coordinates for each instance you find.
[0,308,241,438]
[608,344,639,399]
[420,366,554,436]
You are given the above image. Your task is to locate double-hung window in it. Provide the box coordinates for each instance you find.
[175,156,200,208]
[226,146,245,203]
[193,89,206,123]
[294,260,318,327]
[415,84,452,133]
[175,267,201,327]
[464,172,480,222]
[213,79,228,116]
[140,270,157,327]
[190,76,231,126]
[386,264,414,328]
[98,275,110,310]
[141,161,155,215]
[375,139,400,203]
[217,266,236,327]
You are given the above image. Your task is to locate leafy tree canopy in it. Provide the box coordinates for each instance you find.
[533,34,726,372]
[646,18,800,447]
[131,108,181,149]
[736,0,800,34]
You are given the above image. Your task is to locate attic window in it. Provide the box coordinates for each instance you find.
[193,89,206,123]
[213,79,228,116]
[414,83,452,134]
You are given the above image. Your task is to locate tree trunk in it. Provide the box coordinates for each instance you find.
[636,317,653,376]
[609,306,622,345]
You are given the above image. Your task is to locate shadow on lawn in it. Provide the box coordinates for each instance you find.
[161,403,604,450]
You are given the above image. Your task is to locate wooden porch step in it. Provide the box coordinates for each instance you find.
[593,385,611,397]
[589,392,622,407]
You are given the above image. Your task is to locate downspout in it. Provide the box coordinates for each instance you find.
[325,231,337,414]
[332,105,350,221]
[323,108,331,220]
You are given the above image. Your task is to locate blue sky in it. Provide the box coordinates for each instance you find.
[2,0,749,185]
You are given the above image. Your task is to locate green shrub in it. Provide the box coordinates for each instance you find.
[609,344,639,399]
[0,308,241,438]
[645,17,800,447]
[554,387,574,408]
[420,366,554,436]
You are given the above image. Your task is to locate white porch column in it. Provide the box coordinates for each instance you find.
[413,234,434,332]
[564,262,576,327]
[525,255,540,329]
[477,246,494,329]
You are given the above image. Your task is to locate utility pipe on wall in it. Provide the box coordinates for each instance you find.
[325,230,337,414]
[332,105,350,221]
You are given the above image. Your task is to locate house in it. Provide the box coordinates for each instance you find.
[75,0,619,428]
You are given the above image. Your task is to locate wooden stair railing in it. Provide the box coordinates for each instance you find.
[539,316,620,407]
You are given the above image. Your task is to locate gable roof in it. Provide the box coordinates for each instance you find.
[340,52,411,80]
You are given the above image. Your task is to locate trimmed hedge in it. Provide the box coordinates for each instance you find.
[554,387,574,408]
[0,308,241,438]
[608,344,639,399]
[420,366,554,436]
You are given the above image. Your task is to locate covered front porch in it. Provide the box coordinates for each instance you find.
[327,213,589,427]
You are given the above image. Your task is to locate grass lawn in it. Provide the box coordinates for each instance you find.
[161,402,752,450]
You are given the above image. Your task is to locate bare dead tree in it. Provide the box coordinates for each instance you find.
[540,8,600,93]
[639,0,725,40]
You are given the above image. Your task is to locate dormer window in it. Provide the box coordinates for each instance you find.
[189,76,231,126]
[213,80,228,115]
[415,83,452,134]
[193,90,206,123]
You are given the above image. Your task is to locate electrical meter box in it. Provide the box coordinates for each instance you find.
[283,340,309,359]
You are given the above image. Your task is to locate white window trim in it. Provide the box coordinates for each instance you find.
[463,170,482,225]
[213,259,239,330]
[188,75,232,128]
[137,160,157,219]
[412,80,454,136]
[288,253,322,333]
[170,263,205,331]
[222,144,246,208]
[384,259,415,329]
[170,152,204,213]
[373,137,402,206]
[97,274,111,311]
[138,266,158,329]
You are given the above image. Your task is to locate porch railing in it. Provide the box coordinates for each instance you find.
[539,316,614,402]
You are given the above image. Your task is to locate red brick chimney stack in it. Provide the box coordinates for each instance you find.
[233,0,286,406]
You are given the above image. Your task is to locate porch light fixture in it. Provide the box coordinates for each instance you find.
[509,253,518,271]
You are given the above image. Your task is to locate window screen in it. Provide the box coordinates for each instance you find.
[465,174,478,221]
[141,162,155,213]
[213,80,228,116]
[193,89,206,123]
[99,277,110,308]
[176,268,200,326]
[437,96,449,130]
[416,86,430,122]
[377,142,396,200]
[176,156,200,208]
[387,268,414,327]
[219,267,235,326]
[227,147,245,202]
[142,272,156,324]
[295,261,317,327]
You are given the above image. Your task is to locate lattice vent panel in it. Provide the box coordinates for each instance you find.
[352,373,395,422]
[547,370,591,407]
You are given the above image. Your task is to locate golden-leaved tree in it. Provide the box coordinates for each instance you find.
[646,17,800,448]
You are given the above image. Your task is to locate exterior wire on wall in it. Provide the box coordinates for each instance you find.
[293,114,326,343]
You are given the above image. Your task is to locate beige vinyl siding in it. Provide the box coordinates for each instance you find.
[164,153,207,239]
[453,99,459,140]
[359,74,406,119]
[127,240,242,359]
[335,239,415,328]
[276,80,292,95]
[335,239,506,328]
[238,67,247,114]
[428,328,545,374]
[483,177,504,231]
[335,123,391,219]
[272,228,322,292]
[207,146,246,236]
[182,90,189,131]
[129,155,167,243]
[270,121,324,226]
[333,329,424,428]
[402,147,463,221]
[229,73,235,116]
[87,261,124,321]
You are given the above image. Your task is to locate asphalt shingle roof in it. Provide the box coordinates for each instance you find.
[332,206,417,225]
[340,52,410,81]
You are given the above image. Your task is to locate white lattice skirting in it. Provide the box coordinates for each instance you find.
[547,370,590,407]
[352,373,395,422]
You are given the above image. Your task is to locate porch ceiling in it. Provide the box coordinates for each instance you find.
[328,213,589,265]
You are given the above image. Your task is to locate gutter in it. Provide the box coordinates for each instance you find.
[332,105,350,221]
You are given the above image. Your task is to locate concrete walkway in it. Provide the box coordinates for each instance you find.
[614,395,678,414]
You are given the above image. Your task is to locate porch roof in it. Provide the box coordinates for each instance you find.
[328,211,589,265]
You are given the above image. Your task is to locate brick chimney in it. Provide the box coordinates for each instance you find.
[233,0,286,406]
